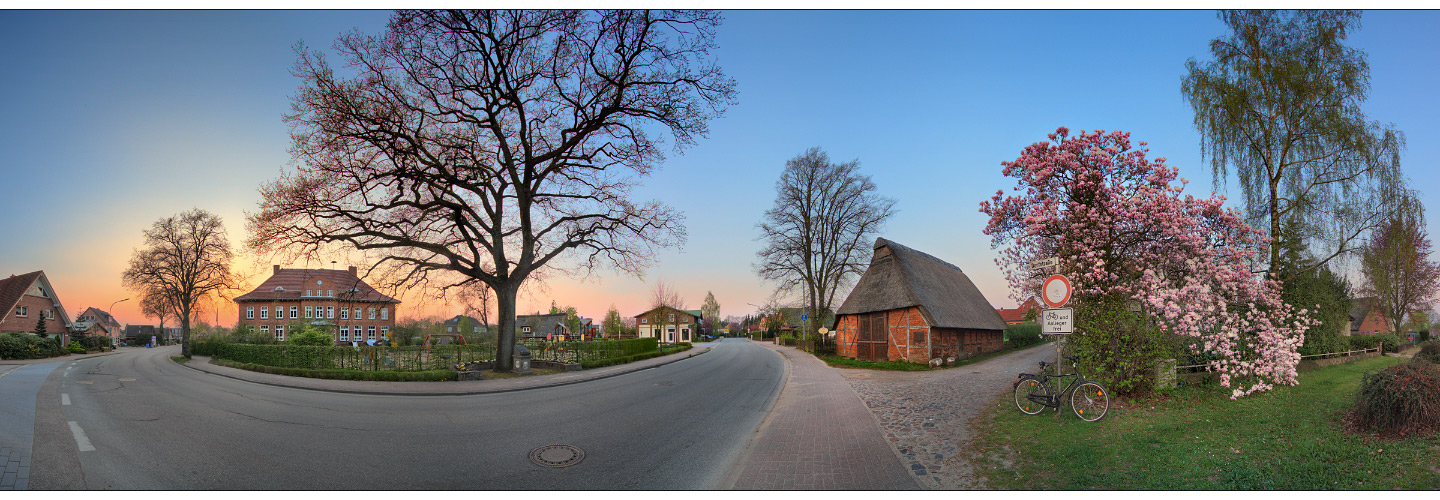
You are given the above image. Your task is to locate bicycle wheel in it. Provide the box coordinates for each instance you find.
[1071,381,1109,421]
[1014,376,1049,415]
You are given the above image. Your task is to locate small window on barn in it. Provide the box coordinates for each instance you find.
[913,331,925,344]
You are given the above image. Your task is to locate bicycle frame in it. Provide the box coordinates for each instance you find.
[1027,360,1087,408]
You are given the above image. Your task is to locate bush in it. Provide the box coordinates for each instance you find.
[67,341,86,354]
[1005,322,1044,349]
[212,359,458,381]
[1348,359,1440,437]
[578,344,691,369]
[0,332,65,359]
[287,325,334,346]
[1349,333,1401,353]
[191,334,231,357]
[1069,300,1181,396]
[1416,342,1440,365]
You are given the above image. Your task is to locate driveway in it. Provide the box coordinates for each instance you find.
[838,342,1057,489]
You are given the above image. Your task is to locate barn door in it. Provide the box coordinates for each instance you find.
[857,311,888,361]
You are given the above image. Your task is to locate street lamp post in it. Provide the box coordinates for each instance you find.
[109,297,129,348]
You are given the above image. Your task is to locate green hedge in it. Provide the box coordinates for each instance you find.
[1349,333,1401,353]
[211,343,496,371]
[0,333,65,359]
[1005,322,1044,349]
[522,338,659,363]
[210,359,458,381]
[578,344,691,369]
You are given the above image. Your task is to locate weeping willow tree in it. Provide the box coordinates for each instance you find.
[1182,10,1414,280]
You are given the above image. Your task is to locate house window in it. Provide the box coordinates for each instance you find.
[246,307,254,319]
[367,326,376,340]
[368,308,376,320]
[640,318,647,324]
[682,316,689,323]
[380,326,388,339]
[340,327,349,341]
[247,325,254,332]
[304,306,313,319]
[275,325,285,341]
[341,308,349,320]
[290,306,298,319]
[669,313,675,322]
[354,307,361,319]
[304,290,311,297]
[261,325,269,334]
[447,326,453,332]
[260,307,268,319]
[522,326,531,333]
[381,308,388,320]
[15,306,27,317]
[326,306,334,319]
[328,290,333,297]
[682,329,690,341]
[45,309,54,320]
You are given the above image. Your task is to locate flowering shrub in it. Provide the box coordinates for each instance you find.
[1417,341,1440,364]
[980,127,1312,398]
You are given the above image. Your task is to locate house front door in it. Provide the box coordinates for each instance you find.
[856,311,888,362]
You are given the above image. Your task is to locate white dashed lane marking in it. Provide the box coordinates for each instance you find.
[68,421,96,452]
[61,393,70,405]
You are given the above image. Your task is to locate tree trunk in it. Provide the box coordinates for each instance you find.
[180,305,192,358]
[494,283,518,373]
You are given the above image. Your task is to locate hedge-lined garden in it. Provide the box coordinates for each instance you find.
[0,332,66,359]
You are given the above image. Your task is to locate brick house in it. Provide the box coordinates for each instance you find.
[75,307,125,345]
[995,297,1040,325]
[832,238,1007,364]
[0,270,73,344]
[634,306,702,343]
[1348,297,1391,336]
[234,265,400,345]
[516,313,572,341]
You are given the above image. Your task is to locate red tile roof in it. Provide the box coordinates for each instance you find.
[234,268,399,304]
[0,271,43,319]
[995,297,1040,324]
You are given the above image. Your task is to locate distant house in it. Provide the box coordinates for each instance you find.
[832,238,1007,364]
[76,307,125,344]
[516,313,573,341]
[634,306,702,343]
[124,324,158,342]
[442,315,486,335]
[0,270,73,345]
[995,297,1041,325]
[1348,297,1391,336]
[234,265,400,345]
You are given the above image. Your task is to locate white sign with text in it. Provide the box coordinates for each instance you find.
[1041,308,1073,334]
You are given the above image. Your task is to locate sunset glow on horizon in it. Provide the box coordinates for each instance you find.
[6,10,1440,330]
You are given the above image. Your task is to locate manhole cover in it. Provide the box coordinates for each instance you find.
[529,444,584,468]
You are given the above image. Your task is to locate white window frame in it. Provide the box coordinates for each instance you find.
[290,306,298,319]
[15,306,27,317]
[275,325,285,341]
[260,307,268,319]
[328,290,333,297]
[247,325,255,332]
[380,326,388,338]
[381,308,388,320]
[368,308,376,320]
[522,326,531,333]
[246,306,254,319]
[327,306,334,319]
[341,308,349,320]
[261,325,269,334]
[367,326,376,340]
[339,326,349,341]
[354,307,361,319]
[669,313,675,322]
[304,306,313,319]
[640,318,647,324]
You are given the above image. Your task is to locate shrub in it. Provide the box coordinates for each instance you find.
[212,359,458,381]
[1005,322,1044,349]
[191,334,231,357]
[67,341,86,354]
[1416,341,1440,365]
[0,332,64,359]
[1070,300,1181,396]
[287,325,334,346]
[1350,333,1402,353]
[1349,359,1440,437]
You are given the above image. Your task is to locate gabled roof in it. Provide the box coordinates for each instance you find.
[443,315,481,327]
[234,267,399,304]
[0,270,72,328]
[1350,297,1381,326]
[834,238,1007,331]
[80,307,122,328]
[996,297,1040,323]
[634,305,701,320]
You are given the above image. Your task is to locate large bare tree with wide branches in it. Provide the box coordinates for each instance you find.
[247,10,735,371]
[123,209,243,357]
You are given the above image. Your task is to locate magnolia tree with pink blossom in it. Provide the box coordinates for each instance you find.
[979,127,1313,398]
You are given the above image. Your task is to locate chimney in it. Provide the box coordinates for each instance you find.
[348,266,358,276]
[273,265,281,275]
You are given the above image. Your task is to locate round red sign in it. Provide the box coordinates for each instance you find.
[1041,274,1072,308]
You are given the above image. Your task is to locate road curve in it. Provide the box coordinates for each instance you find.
[29,338,784,489]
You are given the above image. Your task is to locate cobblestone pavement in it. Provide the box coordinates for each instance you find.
[839,343,1057,489]
[0,362,62,490]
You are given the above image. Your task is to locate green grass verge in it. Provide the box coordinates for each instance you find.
[817,344,1044,371]
[170,356,190,364]
[973,355,1440,489]
[578,344,693,369]
[211,358,458,381]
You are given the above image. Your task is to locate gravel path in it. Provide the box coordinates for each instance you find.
[839,343,1058,489]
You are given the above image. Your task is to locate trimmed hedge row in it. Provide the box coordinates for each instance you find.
[1005,322,1044,349]
[578,344,692,369]
[523,338,660,363]
[210,358,458,381]
[209,343,495,371]
[0,333,65,360]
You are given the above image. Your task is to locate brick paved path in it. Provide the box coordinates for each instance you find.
[841,343,1057,489]
[726,342,919,490]
[0,362,62,490]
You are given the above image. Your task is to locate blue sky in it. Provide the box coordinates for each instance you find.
[3,10,1437,326]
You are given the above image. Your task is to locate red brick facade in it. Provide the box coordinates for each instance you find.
[835,306,1003,364]
[1354,308,1390,335]
[235,266,399,345]
[0,271,72,345]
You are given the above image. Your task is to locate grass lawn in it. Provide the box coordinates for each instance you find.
[972,355,1440,489]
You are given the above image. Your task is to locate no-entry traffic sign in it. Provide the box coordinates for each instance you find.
[1041,274,1072,308]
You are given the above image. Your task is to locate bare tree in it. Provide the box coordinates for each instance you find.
[755,147,895,340]
[1183,10,1410,278]
[122,209,243,357]
[700,291,719,335]
[1360,214,1440,339]
[247,10,735,371]
[646,280,687,343]
[139,287,178,343]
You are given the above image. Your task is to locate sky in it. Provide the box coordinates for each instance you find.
[3,9,1439,329]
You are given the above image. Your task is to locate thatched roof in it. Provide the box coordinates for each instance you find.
[834,238,1007,331]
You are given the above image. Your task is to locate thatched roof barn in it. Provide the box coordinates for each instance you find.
[833,238,1007,364]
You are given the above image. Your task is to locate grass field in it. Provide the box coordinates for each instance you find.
[973,355,1440,489]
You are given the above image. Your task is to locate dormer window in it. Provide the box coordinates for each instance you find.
[273,286,286,292]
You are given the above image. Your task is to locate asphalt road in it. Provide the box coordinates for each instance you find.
[27,338,784,489]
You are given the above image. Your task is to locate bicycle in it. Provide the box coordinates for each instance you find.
[1013,355,1110,421]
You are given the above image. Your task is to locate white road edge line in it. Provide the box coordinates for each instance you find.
[62,393,71,405]
[68,421,96,452]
